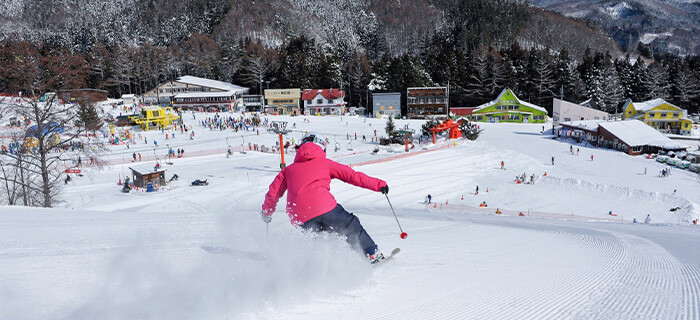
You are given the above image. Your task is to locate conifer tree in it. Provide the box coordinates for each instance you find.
[385,116,397,138]
[458,118,483,141]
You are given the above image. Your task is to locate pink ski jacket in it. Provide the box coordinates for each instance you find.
[262,143,387,225]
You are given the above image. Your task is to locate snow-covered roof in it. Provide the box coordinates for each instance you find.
[559,120,605,131]
[474,88,547,113]
[121,94,137,99]
[129,163,166,174]
[627,98,681,112]
[175,91,238,99]
[176,76,248,94]
[599,120,688,149]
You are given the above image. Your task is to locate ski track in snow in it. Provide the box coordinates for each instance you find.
[266,212,700,320]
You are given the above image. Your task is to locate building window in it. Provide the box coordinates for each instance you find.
[316,99,323,104]
[328,99,334,104]
[673,112,679,117]
[564,117,571,122]
[661,112,667,117]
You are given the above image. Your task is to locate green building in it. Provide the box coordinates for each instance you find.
[470,88,547,123]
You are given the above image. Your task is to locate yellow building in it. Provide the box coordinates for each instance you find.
[264,89,301,115]
[622,98,692,135]
[129,106,180,131]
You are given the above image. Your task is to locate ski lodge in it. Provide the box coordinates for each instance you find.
[559,119,688,155]
[264,88,301,115]
[552,98,610,127]
[142,75,249,112]
[468,88,547,123]
[372,92,401,118]
[406,87,449,118]
[302,88,346,116]
[622,98,693,135]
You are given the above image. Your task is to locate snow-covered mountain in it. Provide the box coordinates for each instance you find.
[523,0,700,56]
[0,0,620,59]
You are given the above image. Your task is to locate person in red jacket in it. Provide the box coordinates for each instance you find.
[262,133,389,262]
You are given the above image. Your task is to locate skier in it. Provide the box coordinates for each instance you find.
[261,133,389,263]
[428,194,432,204]
[633,218,638,223]
[475,185,479,195]
[644,214,651,224]
[551,156,554,165]
[590,154,594,161]
[500,161,504,170]
[577,148,579,156]
[132,152,136,162]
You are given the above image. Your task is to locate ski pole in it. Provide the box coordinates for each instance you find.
[385,194,408,239]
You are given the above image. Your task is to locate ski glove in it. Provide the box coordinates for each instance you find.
[261,211,271,224]
[380,185,389,194]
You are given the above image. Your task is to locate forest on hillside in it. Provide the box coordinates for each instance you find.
[0,0,698,114]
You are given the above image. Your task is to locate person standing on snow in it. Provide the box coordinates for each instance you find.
[644,214,651,224]
[551,156,555,165]
[261,133,390,263]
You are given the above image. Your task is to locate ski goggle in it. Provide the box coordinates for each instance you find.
[296,134,327,150]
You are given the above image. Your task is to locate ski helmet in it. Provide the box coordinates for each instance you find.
[297,133,327,152]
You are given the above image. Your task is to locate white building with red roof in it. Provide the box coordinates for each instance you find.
[302,89,346,116]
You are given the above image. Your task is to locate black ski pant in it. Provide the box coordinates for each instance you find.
[300,204,378,256]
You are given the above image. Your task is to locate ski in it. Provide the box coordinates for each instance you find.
[373,247,400,265]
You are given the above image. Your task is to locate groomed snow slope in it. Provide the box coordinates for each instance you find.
[1,111,699,319]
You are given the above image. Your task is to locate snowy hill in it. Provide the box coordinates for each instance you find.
[1,111,700,319]
[523,0,700,55]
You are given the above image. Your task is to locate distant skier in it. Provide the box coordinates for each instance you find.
[475,185,479,195]
[551,156,555,165]
[644,214,651,224]
[590,154,594,161]
[428,194,432,204]
[500,161,504,170]
[261,133,389,263]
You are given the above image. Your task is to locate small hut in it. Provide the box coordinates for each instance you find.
[129,163,166,190]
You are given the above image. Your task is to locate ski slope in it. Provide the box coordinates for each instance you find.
[1,110,700,319]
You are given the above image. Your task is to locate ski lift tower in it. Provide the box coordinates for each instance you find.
[270,121,289,169]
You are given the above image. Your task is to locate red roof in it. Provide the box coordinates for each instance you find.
[302,89,345,101]
[451,107,477,116]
